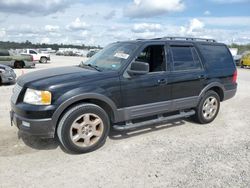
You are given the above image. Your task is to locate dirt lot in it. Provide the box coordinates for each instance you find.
[0,55,249,188]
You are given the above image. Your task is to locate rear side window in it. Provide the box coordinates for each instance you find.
[198,44,234,69]
[170,46,202,71]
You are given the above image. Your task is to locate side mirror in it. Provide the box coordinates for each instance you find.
[127,61,149,76]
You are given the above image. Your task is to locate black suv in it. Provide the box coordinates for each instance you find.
[10,37,237,153]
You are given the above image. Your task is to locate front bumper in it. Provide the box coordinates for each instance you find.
[10,110,55,138]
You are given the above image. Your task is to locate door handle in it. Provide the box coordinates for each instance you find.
[157,79,167,85]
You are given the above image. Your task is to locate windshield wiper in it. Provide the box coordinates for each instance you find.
[80,62,102,72]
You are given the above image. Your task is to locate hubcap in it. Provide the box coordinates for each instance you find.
[41,58,46,63]
[202,96,218,120]
[70,113,104,148]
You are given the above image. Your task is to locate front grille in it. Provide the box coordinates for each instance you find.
[11,84,23,104]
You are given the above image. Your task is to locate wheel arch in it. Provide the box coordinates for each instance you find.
[209,86,224,101]
[14,60,25,68]
[52,93,118,131]
[199,82,225,101]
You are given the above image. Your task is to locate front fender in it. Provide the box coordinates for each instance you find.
[51,93,118,126]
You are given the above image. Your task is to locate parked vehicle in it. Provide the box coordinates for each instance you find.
[234,55,242,66]
[0,64,16,85]
[21,49,50,64]
[0,49,36,68]
[86,49,99,58]
[39,48,56,54]
[240,52,250,68]
[10,37,237,154]
[56,49,87,57]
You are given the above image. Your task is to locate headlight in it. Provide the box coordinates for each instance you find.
[24,88,52,105]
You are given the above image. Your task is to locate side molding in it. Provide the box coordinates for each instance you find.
[116,96,199,122]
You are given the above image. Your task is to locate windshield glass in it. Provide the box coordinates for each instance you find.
[82,42,138,71]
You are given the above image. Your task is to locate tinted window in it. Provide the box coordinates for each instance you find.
[30,50,37,54]
[171,46,202,71]
[198,44,234,69]
[136,47,150,63]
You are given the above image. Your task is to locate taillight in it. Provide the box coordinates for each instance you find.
[232,70,237,83]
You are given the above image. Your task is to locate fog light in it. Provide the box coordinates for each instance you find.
[22,121,30,128]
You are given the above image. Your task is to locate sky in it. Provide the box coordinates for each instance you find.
[0,0,250,46]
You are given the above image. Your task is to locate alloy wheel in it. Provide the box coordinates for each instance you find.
[70,113,104,148]
[202,96,218,120]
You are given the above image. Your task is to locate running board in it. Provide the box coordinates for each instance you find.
[113,110,195,131]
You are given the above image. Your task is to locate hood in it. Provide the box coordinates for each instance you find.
[18,66,94,87]
[17,66,117,90]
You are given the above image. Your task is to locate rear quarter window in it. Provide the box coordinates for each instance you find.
[198,44,234,70]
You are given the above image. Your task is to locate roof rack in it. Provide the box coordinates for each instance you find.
[137,37,216,43]
[163,37,216,42]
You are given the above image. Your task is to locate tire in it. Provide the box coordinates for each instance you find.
[57,103,110,154]
[241,61,244,68]
[40,57,47,64]
[14,61,24,69]
[194,90,220,124]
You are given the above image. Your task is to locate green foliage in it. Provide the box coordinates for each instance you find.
[0,40,101,51]
[228,43,250,54]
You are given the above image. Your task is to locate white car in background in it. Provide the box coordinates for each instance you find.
[21,49,51,63]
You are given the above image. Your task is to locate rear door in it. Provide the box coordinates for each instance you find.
[167,43,206,108]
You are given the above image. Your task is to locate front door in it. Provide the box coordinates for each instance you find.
[120,43,171,109]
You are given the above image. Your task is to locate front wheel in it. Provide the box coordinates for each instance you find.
[194,90,220,124]
[57,103,110,153]
[40,57,47,63]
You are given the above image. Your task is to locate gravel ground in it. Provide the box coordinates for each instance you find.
[0,55,249,188]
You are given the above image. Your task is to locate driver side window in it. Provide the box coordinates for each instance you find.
[30,50,37,54]
[135,45,166,72]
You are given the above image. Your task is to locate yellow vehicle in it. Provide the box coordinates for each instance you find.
[241,52,250,68]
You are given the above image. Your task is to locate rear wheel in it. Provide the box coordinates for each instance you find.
[194,90,220,124]
[241,61,245,68]
[57,103,110,153]
[40,57,47,63]
[14,61,24,69]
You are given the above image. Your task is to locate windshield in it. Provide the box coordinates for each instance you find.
[82,42,138,71]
